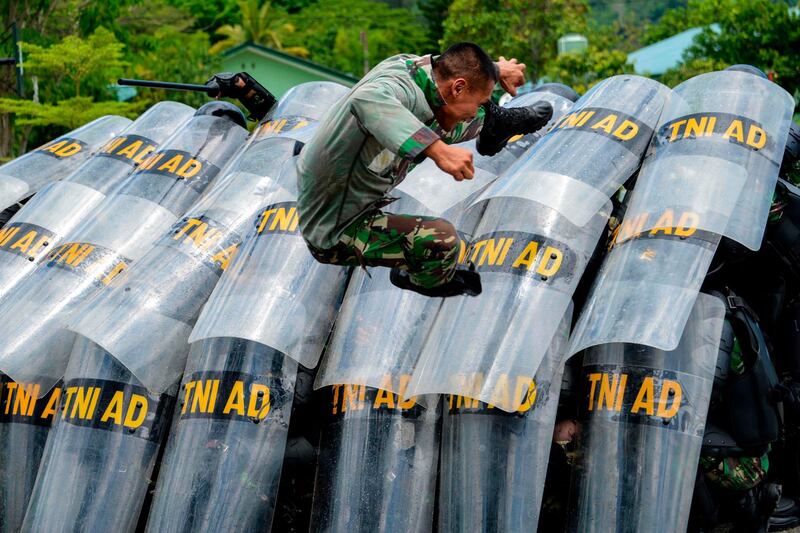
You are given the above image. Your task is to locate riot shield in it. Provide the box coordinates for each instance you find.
[405,77,668,412]
[437,305,571,532]
[21,337,178,532]
[473,76,670,226]
[309,387,441,533]
[0,102,194,300]
[314,91,575,394]
[144,338,297,532]
[568,71,795,355]
[0,111,247,398]
[0,115,132,212]
[0,102,194,533]
[567,292,725,533]
[188,164,349,369]
[0,375,61,532]
[68,82,349,396]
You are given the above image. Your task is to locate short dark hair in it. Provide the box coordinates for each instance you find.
[434,42,498,90]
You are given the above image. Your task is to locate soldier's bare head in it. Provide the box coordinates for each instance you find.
[433,42,497,130]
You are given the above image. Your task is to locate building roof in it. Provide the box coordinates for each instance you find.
[223,42,359,85]
[627,24,720,76]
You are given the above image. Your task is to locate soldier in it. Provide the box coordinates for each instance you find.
[297,42,554,297]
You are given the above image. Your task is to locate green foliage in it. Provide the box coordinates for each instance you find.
[442,0,589,81]
[688,0,800,96]
[545,46,633,94]
[209,0,308,57]
[644,0,799,110]
[658,57,727,87]
[0,97,141,129]
[418,0,450,46]
[22,27,127,97]
[129,26,219,107]
[288,0,431,76]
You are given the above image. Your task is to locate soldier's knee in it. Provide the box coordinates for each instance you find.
[424,219,459,261]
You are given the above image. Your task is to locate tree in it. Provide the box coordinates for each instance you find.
[647,0,799,113]
[441,0,589,82]
[0,28,140,148]
[287,0,431,76]
[209,0,308,57]
[545,46,633,95]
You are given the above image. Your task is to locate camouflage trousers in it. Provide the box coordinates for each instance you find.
[699,454,769,491]
[306,211,460,288]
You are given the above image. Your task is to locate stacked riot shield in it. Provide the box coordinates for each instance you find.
[0,102,192,533]
[309,91,575,533]
[562,70,795,533]
[568,71,796,355]
[438,306,571,531]
[124,83,350,532]
[567,293,725,532]
[2,110,246,532]
[0,115,132,213]
[407,75,670,411]
[0,102,193,301]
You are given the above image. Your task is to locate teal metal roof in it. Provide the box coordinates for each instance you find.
[627,25,719,75]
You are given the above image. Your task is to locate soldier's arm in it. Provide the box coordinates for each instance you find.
[350,79,440,160]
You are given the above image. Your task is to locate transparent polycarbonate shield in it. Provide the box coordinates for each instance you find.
[567,293,724,533]
[0,115,131,211]
[310,389,441,533]
[263,80,349,144]
[631,71,795,250]
[21,338,177,533]
[568,232,721,355]
[567,72,794,354]
[0,102,194,300]
[474,75,670,226]
[0,375,61,533]
[67,83,348,394]
[0,114,247,396]
[406,198,610,412]
[314,96,573,393]
[188,163,348,369]
[437,306,571,532]
[145,338,297,532]
[68,139,297,394]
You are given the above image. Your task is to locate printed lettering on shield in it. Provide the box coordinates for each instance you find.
[179,371,291,423]
[59,378,174,442]
[467,230,576,286]
[553,106,654,155]
[0,222,57,262]
[328,375,423,418]
[655,112,777,162]
[583,364,703,436]
[96,134,159,167]
[257,115,313,137]
[0,376,64,428]
[45,241,131,286]
[160,214,241,275]
[36,137,88,159]
[446,376,547,416]
[610,208,719,249]
[254,202,300,237]
[135,149,221,193]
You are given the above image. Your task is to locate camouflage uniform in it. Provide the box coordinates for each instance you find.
[297,54,485,288]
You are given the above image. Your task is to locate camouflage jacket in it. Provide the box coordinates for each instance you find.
[297,53,484,249]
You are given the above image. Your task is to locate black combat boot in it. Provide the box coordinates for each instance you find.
[389,266,482,297]
[477,99,553,156]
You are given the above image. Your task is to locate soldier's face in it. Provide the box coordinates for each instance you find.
[436,78,494,131]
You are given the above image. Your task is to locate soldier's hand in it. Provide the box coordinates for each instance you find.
[425,140,474,181]
[496,56,526,96]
